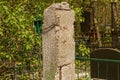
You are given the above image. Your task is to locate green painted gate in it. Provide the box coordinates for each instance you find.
[75,48,120,80]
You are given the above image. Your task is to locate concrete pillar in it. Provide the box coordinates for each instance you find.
[42,2,75,80]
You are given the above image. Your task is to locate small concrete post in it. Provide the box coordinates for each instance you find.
[42,2,75,80]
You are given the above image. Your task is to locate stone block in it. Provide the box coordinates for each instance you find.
[42,2,75,80]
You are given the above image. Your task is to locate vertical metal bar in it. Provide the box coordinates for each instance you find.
[118,64,119,80]
[85,60,87,79]
[84,58,87,79]
[29,60,30,79]
[14,61,16,80]
[38,36,42,79]
[79,53,82,79]
[79,60,81,79]
[97,62,100,78]
[106,64,108,80]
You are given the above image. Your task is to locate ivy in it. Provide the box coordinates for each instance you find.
[0,1,42,79]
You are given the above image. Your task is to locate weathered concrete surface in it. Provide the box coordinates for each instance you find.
[42,2,75,80]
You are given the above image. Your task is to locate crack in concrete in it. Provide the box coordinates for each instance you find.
[59,63,71,80]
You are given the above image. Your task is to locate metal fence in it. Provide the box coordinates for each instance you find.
[75,57,120,80]
[75,34,120,80]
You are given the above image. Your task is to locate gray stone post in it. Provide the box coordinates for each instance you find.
[42,2,75,80]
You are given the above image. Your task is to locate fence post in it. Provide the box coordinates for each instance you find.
[42,2,75,80]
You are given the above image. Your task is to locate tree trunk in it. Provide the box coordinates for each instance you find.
[111,2,119,48]
[95,19,102,47]
[90,0,102,49]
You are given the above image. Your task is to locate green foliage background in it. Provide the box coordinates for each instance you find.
[0,0,42,79]
[1,0,119,79]
[0,0,85,79]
